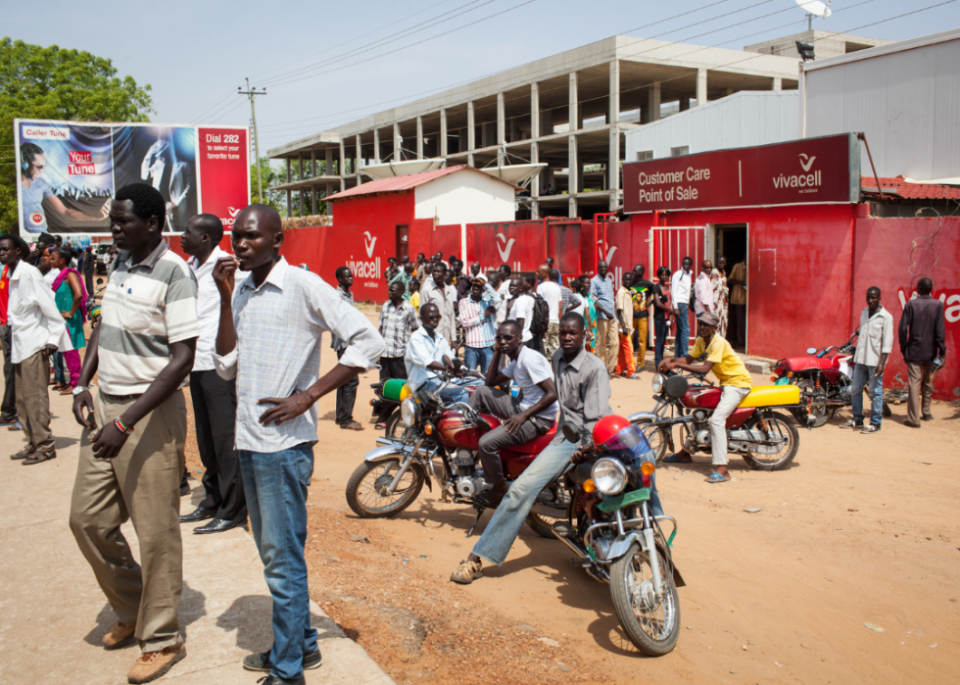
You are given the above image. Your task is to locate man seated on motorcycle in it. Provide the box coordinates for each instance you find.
[451,312,609,585]
[658,312,753,483]
[467,320,559,508]
[404,303,469,405]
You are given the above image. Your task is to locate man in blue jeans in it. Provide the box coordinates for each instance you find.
[213,205,384,685]
[670,256,693,357]
[405,302,470,405]
[840,286,893,434]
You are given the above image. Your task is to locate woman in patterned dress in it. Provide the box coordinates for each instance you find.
[711,256,730,338]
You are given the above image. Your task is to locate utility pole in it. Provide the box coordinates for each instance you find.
[238,78,266,201]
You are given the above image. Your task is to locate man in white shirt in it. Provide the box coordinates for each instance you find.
[495,265,513,325]
[420,261,458,348]
[0,234,62,464]
[404,303,469,404]
[670,256,694,357]
[179,214,246,534]
[466,319,557,508]
[694,259,714,316]
[509,275,539,351]
[536,264,563,359]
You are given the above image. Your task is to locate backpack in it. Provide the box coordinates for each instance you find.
[529,293,550,337]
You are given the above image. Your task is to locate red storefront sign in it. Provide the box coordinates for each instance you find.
[623,134,860,213]
[197,127,251,231]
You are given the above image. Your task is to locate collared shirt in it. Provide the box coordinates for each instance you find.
[671,269,692,307]
[7,261,63,363]
[459,296,496,349]
[42,267,60,287]
[420,278,457,345]
[694,271,714,315]
[330,284,354,351]
[551,345,612,446]
[404,327,454,391]
[899,293,947,363]
[615,286,634,335]
[589,274,615,319]
[854,306,894,367]
[559,284,575,314]
[502,345,558,420]
[509,293,534,342]
[379,299,419,358]
[97,241,199,394]
[690,334,752,388]
[216,258,385,452]
[566,292,585,317]
[188,246,243,372]
[496,279,512,324]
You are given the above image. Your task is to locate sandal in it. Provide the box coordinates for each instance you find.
[663,454,693,464]
[838,420,862,429]
[59,387,75,395]
[450,559,483,585]
[10,447,34,460]
[374,422,387,430]
[340,421,364,431]
[860,424,880,434]
[705,472,731,483]
[22,448,56,465]
[7,423,21,432]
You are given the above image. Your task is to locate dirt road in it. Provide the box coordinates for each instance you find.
[185,310,959,685]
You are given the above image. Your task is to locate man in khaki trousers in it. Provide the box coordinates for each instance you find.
[69,184,198,684]
[899,277,946,428]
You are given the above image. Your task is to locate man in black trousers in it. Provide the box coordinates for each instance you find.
[179,214,246,533]
[333,266,363,431]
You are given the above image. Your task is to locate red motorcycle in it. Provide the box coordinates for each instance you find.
[631,372,811,470]
[346,375,566,538]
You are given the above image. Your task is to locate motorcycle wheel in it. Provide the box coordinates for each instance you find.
[742,411,800,471]
[794,378,830,428]
[610,543,681,656]
[640,424,670,463]
[345,459,425,518]
[383,411,405,440]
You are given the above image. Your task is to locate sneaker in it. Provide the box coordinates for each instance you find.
[103,620,137,650]
[450,559,483,585]
[838,420,862,429]
[242,648,322,672]
[22,448,56,465]
[127,644,185,684]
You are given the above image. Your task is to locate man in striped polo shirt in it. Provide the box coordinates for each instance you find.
[69,183,198,684]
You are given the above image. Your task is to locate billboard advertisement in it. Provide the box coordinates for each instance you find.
[623,134,860,213]
[14,119,249,236]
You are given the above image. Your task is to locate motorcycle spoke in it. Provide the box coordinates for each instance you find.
[622,551,676,641]
[751,416,792,466]
[356,463,418,513]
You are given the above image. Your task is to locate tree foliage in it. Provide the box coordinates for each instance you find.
[0,37,154,230]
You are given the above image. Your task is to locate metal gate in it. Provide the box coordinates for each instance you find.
[649,226,706,353]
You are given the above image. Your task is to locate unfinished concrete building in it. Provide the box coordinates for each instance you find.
[268,35,801,220]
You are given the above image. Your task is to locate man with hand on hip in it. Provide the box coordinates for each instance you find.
[841,286,893,434]
[671,256,694,358]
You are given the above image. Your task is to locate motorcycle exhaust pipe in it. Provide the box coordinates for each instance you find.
[807,399,848,408]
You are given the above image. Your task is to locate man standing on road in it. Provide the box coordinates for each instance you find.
[899,277,946,428]
[495,265,512,325]
[83,245,96,297]
[671,257,694,357]
[537,264,562,358]
[728,259,747,350]
[1,234,62,463]
[450,312,612,584]
[630,264,654,372]
[659,312,752,483]
[614,272,637,379]
[841,287,894,434]
[652,266,677,370]
[179,214,247,534]
[459,279,497,374]
[377,281,419,428]
[694,259,714,316]
[213,204,384,685]
[0,249,19,428]
[331,267,363,431]
[421,261,458,350]
[510,274,541,353]
[589,260,617,374]
[68,183,198,683]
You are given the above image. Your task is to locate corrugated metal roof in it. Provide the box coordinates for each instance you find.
[327,165,516,202]
[862,176,960,201]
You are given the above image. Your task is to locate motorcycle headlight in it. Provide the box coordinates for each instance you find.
[651,373,665,394]
[591,458,627,495]
[400,397,420,427]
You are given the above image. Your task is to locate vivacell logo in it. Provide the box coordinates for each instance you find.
[495,233,516,262]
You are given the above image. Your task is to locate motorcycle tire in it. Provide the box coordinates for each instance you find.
[610,543,681,657]
[526,484,573,539]
[741,411,800,471]
[794,378,830,428]
[640,424,670,463]
[384,411,405,440]
[345,458,425,518]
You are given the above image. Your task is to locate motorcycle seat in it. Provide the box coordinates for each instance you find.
[782,357,834,372]
[511,424,559,454]
[738,384,801,408]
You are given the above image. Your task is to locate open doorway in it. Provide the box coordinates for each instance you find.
[716,224,748,352]
[395,225,409,262]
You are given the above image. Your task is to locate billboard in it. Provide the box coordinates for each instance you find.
[623,134,860,213]
[14,119,249,236]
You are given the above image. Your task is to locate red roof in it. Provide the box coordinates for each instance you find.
[861,176,960,201]
[327,164,512,202]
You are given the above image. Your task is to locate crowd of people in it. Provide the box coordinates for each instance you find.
[0,184,947,685]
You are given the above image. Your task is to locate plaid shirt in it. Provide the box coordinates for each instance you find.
[378,299,419,358]
[216,258,385,452]
[459,296,496,349]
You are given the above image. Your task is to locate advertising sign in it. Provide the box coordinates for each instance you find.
[623,134,860,214]
[15,119,249,235]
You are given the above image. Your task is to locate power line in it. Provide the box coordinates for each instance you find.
[239,79,267,197]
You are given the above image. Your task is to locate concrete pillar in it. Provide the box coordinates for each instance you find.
[299,190,303,217]
[467,101,476,167]
[297,153,302,180]
[568,133,577,214]
[440,109,448,157]
[568,195,577,219]
[312,187,317,215]
[497,92,506,166]
[697,68,708,107]
[416,116,424,159]
[569,72,578,133]
[609,60,620,206]
[531,141,540,198]
[374,128,381,163]
[339,140,345,191]
[311,150,316,179]
[393,122,401,160]
[326,182,334,197]
[648,81,661,122]
[285,158,292,218]
[532,200,540,220]
[531,82,540,139]
[772,77,782,91]
[355,135,362,168]
[285,189,291,218]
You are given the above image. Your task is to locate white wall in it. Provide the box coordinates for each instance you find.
[804,30,960,181]
[414,170,516,225]
[624,91,799,161]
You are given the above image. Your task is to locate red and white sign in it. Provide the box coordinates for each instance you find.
[197,127,250,231]
[623,134,860,213]
[21,126,70,141]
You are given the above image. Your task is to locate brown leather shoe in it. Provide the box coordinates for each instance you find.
[127,644,185,684]
[103,620,136,649]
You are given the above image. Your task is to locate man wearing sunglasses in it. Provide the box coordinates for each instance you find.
[405,303,469,404]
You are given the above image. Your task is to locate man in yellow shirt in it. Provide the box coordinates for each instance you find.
[658,312,752,483]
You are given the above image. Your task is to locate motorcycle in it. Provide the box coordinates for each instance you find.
[551,416,684,656]
[345,374,567,538]
[771,336,890,427]
[631,372,811,470]
[369,374,482,439]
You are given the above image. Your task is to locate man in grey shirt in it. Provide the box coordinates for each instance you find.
[841,286,894,434]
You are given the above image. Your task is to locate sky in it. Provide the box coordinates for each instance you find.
[7,0,959,155]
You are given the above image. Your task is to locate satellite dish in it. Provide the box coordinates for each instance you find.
[795,0,831,30]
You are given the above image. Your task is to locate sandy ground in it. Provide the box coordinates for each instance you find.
[180,308,959,685]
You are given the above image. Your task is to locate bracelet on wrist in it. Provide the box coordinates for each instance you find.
[114,417,134,436]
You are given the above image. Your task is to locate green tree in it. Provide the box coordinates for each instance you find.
[250,156,283,211]
[0,37,153,230]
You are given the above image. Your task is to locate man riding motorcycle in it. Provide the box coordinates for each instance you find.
[658,311,753,483]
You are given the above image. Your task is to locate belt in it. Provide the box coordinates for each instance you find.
[99,390,144,402]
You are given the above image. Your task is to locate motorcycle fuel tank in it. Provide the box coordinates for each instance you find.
[437,410,501,450]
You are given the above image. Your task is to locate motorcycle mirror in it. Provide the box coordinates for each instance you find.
[561,423,581,443]
[806,347,817,355]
